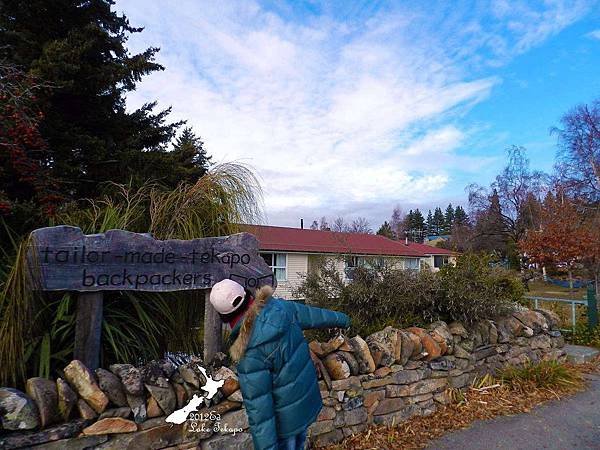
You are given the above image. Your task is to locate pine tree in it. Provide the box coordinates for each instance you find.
[444,204,455,234]
[426,210,433,236]
[433,207,445,235]
[377,221,394,239]
[169,127,212,185]
[454,206,468,225]
[411,209,425,242]
[0,0,184,202]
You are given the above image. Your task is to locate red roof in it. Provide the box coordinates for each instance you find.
[242,225,453,257]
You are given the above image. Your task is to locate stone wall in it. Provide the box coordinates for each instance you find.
[0,308,565,449]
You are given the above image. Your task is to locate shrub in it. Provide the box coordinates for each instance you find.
[294,253,523,336]
[565,323,600,348]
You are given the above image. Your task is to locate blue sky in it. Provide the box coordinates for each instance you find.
[117,0,600,228]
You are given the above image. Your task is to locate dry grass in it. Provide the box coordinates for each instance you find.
[325,361,596,450]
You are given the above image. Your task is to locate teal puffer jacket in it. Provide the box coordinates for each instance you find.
[228,286,349,450]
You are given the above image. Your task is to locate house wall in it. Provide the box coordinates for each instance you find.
[272,252,308,299]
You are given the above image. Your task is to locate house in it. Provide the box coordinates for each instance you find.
[244,225,456,299]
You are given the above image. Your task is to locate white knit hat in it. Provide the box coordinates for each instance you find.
[209,279,246,315]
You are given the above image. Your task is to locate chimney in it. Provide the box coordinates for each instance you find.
[405,236,409,245]
[300,218,304,229]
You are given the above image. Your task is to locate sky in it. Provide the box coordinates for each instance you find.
[117,0,600,228]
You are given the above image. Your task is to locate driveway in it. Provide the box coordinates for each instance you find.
[427,372,600,450]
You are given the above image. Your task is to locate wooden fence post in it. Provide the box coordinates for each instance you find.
[203,289,223,362]
[73,291,103,370]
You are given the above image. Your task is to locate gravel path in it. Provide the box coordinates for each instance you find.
[427,373,600,450]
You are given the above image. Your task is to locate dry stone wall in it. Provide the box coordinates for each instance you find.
[0,307,565,449]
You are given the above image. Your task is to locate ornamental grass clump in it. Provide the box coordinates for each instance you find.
[499,360,583,391]
[0,163,263,387]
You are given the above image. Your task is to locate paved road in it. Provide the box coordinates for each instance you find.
[428,373,600,450]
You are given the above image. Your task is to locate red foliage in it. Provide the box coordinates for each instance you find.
[0,65,62,217]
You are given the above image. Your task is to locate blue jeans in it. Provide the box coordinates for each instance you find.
[278,429,308,450]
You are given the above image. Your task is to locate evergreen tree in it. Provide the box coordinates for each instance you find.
[432,207,445,235]
[426,210,433,236]
[376,221,394,239]
[168,127,212,185]
[444,204,455,234]
[454,205,468,225]
[473,189,507,254]
[0,0,184,204]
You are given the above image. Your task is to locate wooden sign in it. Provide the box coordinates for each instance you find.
[29,226,275,292]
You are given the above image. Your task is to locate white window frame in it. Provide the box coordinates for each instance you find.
[404,257,420,270]
[260,252,288,282]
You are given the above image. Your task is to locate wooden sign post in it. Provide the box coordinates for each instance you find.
[29,226,275,368]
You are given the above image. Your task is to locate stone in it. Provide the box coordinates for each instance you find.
[366,327,401,366]
[535,308,561,330]
[343,407,367,426]
[212,366,237,382]
[385,378,447,397]
[403,360,425,370]
[99,406,132,420]
[220,378,240,398]
[309,340,325,357]
[76,398,97,420]
[63,360,109,413]
[342,396,363,410]
[146,382,176,416]
[365,339,385,367]
[126,393,147,423]
[146,396,163,418]
[83,417,137,435]
[407,328,441,361]
[428,321,453,346]
[433,391,451,405]
[320,335,346,355]
[406,392,434,404]
[449,373,472,389]
[110,363,144,395]
[219,408,249,432]
[173,382,188,409]
[429,331,448,355]
[473,345,498,361]
[398,331,415,365]
[374,367,392,377]
[453,344,472,360]
[362,375,394,389]
[373,397,407,415]
[323,353,351,380]
[363,390,385,409]
[56,378,77,422]
[496,316,526,339]
[0,419,88,449]
[513,310,549,334]
[317,406,337,421]
[448,321,469,338]
[331,376,360,391]
[392,369,428,385]
[0,387,40,430]
[342,423,368,438]
[26,377,59,428]
[339,351,360,376]
[349,335,376,374]
[372,404,421,425]
[227,390,243,402]
[565,344,600,364]
[428,357,455,371]
[487,321,499,344]
[308,419,335,436]
[96,368,127,407]
[201,432,254,450]
[530,334,552,350]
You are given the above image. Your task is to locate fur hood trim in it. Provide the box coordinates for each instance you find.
[229,285,273,362]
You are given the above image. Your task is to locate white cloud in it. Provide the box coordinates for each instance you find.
[587,29,600,40]
[116,0,593,226]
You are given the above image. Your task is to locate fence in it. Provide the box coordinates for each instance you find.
[525,285,598,332]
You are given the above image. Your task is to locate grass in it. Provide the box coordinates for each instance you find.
[326,360,591,450]
[527,279,587,299]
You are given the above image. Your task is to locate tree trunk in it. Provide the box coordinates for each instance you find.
[568,269,574,297]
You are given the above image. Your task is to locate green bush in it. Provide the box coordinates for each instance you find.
[294,253,523,337]
[565,323,600,348]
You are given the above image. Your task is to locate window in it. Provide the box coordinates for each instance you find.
[434,255,449,268]
[260,253,287,281]
[404,258,420,270]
